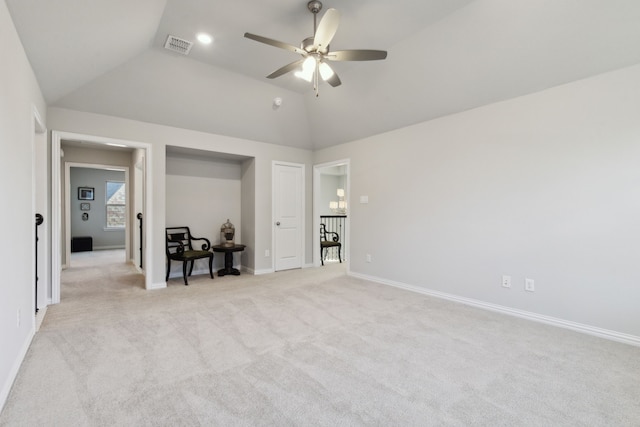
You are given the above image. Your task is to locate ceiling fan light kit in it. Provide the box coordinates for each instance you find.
[244,0,387,97]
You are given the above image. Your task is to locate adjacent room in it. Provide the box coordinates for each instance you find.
[2,0,639,424]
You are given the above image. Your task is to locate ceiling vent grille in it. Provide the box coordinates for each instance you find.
[164,35,193,55]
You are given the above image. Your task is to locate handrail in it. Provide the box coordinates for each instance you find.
[35,213,44,314]
[136,213,143,269]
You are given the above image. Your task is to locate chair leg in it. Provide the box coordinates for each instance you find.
[338,245,342,263]
[166,258,171,281]
[188,260,195,277]
[208,255,214,279]
[321,247,324,266]
[182,261,189,286]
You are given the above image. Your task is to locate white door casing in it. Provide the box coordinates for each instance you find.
[273,162,304,271]
[51,131,153,303]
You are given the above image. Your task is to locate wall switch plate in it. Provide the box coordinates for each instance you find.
[360,195,369,204]
[525,278,535,292]
[366,254,372,263]
[264,249,270,257]
[502,275,511,288]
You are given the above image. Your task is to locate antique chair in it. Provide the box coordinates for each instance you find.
[320,223,342,266]
[166,226,214,285]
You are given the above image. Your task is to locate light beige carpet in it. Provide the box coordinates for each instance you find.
[1,255,639,426]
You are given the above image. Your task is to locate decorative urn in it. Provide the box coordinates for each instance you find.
[220,219,235,247]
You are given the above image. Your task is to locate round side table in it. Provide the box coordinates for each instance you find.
[211,244,246,276]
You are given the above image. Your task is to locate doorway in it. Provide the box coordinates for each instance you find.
[272,161,305,271]
[65,164,129,269]
[313,159,350,268]
[51,131,153,303]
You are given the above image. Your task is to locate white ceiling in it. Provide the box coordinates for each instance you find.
[7,0,640,150]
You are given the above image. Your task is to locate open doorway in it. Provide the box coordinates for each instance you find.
[51,131,152,303]
[65,164,128,269]
[313,159,350,268]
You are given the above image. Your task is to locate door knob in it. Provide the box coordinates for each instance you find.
[276,221,281,226]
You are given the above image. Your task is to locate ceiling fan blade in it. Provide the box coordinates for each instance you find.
[244,33,306,55]
[314,8,340,53]
[326,49,388,61]
[266,59,305,79]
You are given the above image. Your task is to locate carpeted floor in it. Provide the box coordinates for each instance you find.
[1,252,639,426]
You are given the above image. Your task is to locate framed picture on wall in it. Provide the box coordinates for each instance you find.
[78,187,94,200]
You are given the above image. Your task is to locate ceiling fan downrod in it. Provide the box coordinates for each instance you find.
[307,1,323,35]
[308,1,324,97]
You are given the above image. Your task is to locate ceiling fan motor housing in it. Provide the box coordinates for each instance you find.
[301,37,315,52]
[307,1,323,14]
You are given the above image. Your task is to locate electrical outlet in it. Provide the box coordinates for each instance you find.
[366,254,372,263]
[502,275,511,288]
[264,249,270,257]
[525,278,535,292]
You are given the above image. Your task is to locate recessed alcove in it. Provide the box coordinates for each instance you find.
[165,146,255,277]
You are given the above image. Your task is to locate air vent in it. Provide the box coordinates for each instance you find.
[164,35,193,55]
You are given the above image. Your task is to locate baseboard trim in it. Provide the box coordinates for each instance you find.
[148,281,167,290]
[167,266,240,280]
[1,326,35,413]
[93,246,125,250]
[349,272,640,347]
[246,267,274,275]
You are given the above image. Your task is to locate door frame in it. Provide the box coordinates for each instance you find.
[51,131,153,303]
[272,161,305,271]
[313,159,350,268]
[32,105,47,324]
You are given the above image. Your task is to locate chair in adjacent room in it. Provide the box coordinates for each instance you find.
[166,226,214,285]
[320,223,342,266]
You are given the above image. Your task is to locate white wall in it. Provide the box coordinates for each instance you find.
[320,175,344,216]
[165,153,242,275]
[0,0,47,410]
[47,107,314,286]
[241,158,256,271]
[314,64,640,339]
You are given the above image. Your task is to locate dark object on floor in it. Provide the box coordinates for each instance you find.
[166,226,214,285]
[71,236,92,252]
[212,244,246,276]
[320,223,341,266]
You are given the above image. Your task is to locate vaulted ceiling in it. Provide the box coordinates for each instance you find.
[7,0,640,150]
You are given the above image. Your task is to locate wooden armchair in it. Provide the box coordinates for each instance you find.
[166,227,214,285]
[320,223,342,266]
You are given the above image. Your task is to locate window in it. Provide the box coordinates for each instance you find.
[106,181,125,228]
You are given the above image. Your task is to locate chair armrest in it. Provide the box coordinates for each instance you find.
[190,236,211,251]
[326,231,340,243]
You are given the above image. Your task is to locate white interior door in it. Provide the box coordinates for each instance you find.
[273,162,304,271]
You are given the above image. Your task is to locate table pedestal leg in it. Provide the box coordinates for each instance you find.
[218,251,241,276]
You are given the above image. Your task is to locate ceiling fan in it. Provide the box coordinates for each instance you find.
[244,0,387,96]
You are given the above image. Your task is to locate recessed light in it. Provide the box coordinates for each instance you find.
[196,33,213,45]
